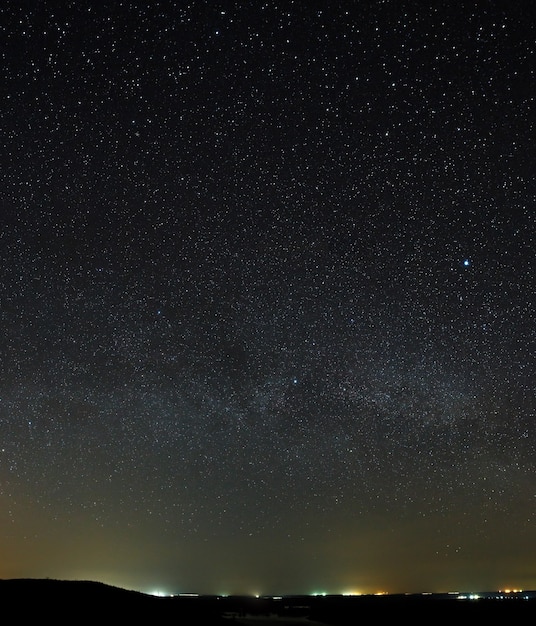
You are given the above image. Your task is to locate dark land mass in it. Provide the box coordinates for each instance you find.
[1,579,536,624]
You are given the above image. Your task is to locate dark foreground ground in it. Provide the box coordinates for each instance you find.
[1,579,535,624]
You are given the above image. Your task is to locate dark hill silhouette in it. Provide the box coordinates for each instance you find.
[0,578,225,623]
[0,577,150,601]
[1,579,535,625]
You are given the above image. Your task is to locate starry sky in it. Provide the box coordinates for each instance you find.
[0,0,535,597]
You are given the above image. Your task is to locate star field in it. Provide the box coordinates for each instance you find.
[0,0,535,596]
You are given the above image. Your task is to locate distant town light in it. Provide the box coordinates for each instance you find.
[147,589,172,597]
[178,593,199,597]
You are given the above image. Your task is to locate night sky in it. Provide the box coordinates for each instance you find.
[1,0,535,597]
